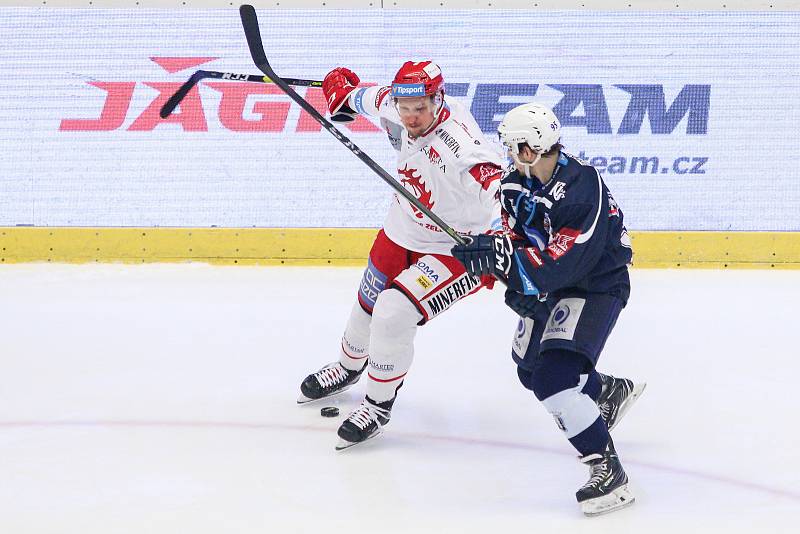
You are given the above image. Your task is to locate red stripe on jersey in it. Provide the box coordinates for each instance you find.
[469,163,503,190]
[546,227,581,260]
[375,86,391,108]
[368,372,407,383]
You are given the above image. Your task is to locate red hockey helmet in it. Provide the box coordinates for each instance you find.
[391,61,444,99]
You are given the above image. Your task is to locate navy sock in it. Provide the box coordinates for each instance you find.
[582,369,601,402]
[569,416,610,456]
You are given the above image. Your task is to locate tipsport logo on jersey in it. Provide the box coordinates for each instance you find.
[59,57,710,138]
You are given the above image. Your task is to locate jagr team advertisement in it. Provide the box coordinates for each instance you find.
[1,8,798,230]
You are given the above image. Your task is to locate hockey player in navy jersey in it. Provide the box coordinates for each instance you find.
[451,103,645,516]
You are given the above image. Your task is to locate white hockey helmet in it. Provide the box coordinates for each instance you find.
[498,103,561,179]
[498,103,561,156]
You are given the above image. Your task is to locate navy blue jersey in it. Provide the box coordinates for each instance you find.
[500,152,632,303]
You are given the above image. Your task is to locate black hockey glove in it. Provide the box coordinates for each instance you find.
[504,288,546,318]
[451,234,514,281]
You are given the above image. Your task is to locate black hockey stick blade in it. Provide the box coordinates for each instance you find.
[160,69,322,119]
[240,5,268,67]
[238,4,466,246]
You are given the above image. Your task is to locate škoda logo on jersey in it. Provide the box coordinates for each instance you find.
[546,228,580,260]
[423,146,443,167]
[59,57,710,136]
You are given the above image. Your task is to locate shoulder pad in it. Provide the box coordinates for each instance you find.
[432,109,485,158]
[545,164,602,205]
[501,168,524,186]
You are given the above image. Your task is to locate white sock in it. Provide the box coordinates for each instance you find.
[365,288,422,402]
[339,302,371,371]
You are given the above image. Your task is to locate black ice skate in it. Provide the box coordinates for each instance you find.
[297,362,366,404]
[596,373,647,431]
[335,396,394,451]
[576,438,635,516]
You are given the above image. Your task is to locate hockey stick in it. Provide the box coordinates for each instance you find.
[159,69,322,119]
[238,4,467,246]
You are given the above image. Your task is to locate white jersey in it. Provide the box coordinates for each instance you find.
[348,86,505,255]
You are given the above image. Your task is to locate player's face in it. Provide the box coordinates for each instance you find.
[508,145,538,173]
[395,96,437,138]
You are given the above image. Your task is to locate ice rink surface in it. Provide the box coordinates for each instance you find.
[1,264,798,533]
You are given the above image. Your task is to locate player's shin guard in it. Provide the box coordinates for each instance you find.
[297,301,372,404]
[364,288,421,403]
[340,302,372,370]
[580,370,602,402]
[540,377,610,454]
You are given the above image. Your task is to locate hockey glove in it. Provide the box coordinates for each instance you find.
[451,234,514,282]
[322,67,360,122]
[504,288,546,318]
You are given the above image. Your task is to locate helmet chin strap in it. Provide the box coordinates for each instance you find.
[513,152,542,180]
[429,93,445,125]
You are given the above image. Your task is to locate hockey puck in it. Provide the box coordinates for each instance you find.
[320,407,340,418]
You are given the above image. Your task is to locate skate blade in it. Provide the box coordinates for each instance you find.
[334,429,384,452]
[608,382,647,431]
[581,484,635,517]
[296,384,354,405]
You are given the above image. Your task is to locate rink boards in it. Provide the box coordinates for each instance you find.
[2,228,800,269]
[2,7,800,267]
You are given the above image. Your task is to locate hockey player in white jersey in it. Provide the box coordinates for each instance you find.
[297,61,506,450]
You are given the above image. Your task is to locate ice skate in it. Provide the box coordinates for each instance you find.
[297,362,365,404]
[576,438,635,516]
[596,373,646,431]
[335,396,393,451]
